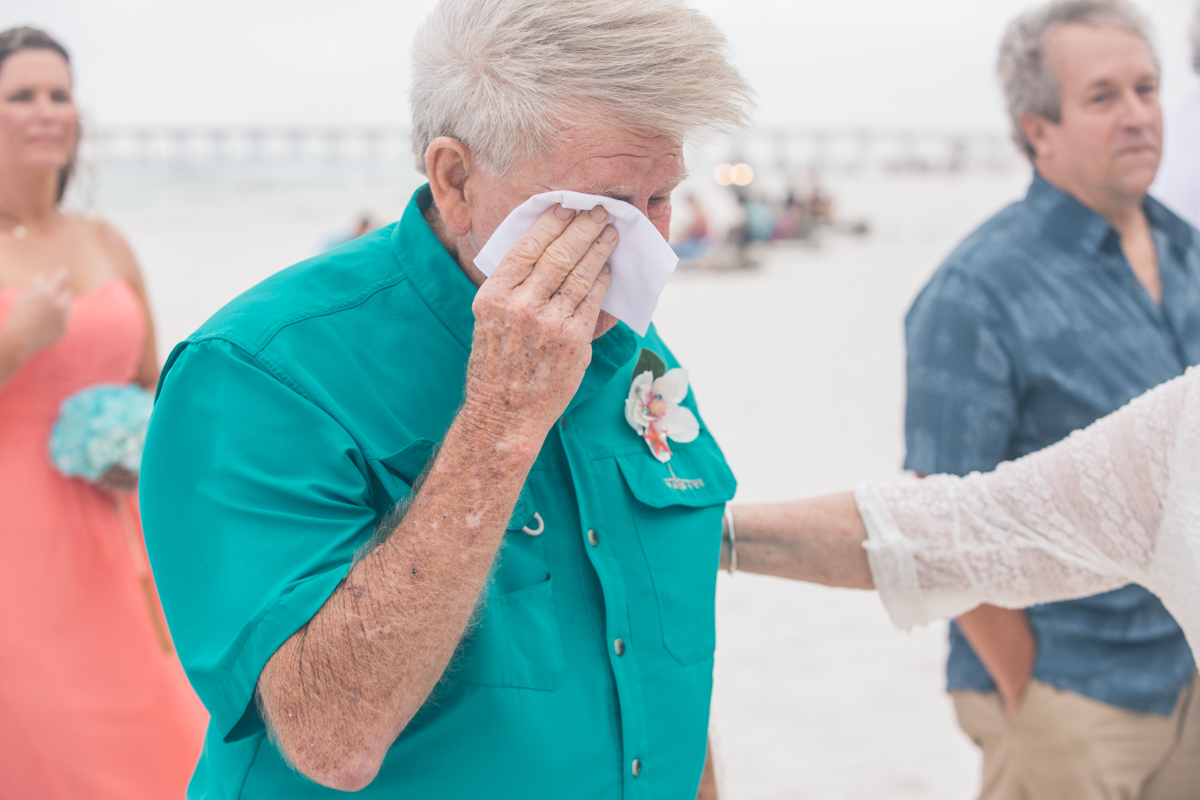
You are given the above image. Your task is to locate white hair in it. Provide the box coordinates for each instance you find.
[997,0,1159,160]
[409,0,754,175]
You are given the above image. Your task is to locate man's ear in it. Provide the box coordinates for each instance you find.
[425,137,473,236]
[1020,114,1055,163]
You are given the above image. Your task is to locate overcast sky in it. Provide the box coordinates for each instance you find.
[5,0,1198,131]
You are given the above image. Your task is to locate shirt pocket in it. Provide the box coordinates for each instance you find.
[451,576,567,691]
[377,440,564,691]
[616,445,736,666]
[456,481,565,691]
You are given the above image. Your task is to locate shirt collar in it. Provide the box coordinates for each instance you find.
[1144,194,1199,265]
[392,183,638,412]
[1027,172,1115,255]
[1028,171,1197,258]
[569,323,638,413]
[390,184,479,350]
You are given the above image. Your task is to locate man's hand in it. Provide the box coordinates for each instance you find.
[256,203,616,792]
[956,604,1037,722]
[463,203,616,443]
[697,737,719,800]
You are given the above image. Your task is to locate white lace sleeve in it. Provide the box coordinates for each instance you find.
[857,367,1200,654]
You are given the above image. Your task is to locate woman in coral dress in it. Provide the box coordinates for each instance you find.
[0,27,205,799]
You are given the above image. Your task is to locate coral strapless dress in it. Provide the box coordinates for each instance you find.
[0,279,206,799]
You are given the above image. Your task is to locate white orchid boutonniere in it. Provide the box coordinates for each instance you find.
[624,349,699,463]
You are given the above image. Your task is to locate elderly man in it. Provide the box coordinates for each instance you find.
[904,1,1200,797]
[139,0,751,796]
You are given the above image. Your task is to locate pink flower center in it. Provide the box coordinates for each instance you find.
[646,395,668,419]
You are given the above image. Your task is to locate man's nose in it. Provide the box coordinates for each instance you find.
[1119,88,1157,129]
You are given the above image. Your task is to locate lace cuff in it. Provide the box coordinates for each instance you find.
[854,482,928,629]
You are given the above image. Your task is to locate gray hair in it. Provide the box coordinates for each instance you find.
[409,0,754,175]
[997,0,1158,160]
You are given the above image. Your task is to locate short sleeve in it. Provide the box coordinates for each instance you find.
[140,338,379,738]
[904,269,1017,476]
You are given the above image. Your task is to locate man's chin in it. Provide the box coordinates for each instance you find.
[592,312,619,340]
[1110,153,1160,198]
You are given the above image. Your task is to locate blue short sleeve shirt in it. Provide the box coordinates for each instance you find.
[904,173,1200,715]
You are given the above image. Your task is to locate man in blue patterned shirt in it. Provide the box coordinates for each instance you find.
[905,1,1200,797]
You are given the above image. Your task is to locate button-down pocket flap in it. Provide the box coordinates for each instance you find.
[454,577,567,691]
[379,438,436,487]
[616,447,736,509]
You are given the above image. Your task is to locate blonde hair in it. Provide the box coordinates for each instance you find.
[409,0,754,175]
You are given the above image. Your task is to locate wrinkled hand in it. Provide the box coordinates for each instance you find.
[1,268,72,362]
[464,204,616,439]
[98,464,138,495]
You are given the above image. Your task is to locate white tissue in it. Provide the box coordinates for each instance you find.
[473,191,679,337]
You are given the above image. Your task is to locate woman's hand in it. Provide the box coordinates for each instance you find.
[0,268,72,363]
[98,464,138,495]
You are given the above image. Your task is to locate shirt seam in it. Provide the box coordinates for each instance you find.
[184,268,409,359]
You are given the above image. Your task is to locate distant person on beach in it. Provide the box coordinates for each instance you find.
[1150,3,1200,227]
[903,1,1200,797]
[672,193,711,259]
[0,26,205,798]
[321,211,376,252]
[140,0,751,796]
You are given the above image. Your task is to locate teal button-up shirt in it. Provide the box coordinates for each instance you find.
[141,185,737,799]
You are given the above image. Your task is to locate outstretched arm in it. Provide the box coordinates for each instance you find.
[857,367,1188,629]
[723,368,1195,642]
[721,493,872,589]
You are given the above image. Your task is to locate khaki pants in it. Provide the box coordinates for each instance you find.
[953,674,1200,800]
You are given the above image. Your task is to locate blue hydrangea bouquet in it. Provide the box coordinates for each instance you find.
[49,383,154,483]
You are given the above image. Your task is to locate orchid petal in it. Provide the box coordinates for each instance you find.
[625,397,647,431]
[653,368,690,404]
[662,406,700,443]
[631,370,655,396]
[625,371,656,431]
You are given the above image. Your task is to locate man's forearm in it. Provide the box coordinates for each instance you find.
[258,403,545,790]
[725,493,874,589]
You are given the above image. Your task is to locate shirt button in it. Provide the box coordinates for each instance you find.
[614,638,625,656]
[587,529,599,547]
[632,758,642,777]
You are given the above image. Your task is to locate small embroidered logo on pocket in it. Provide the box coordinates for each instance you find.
[663,475,706,490]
